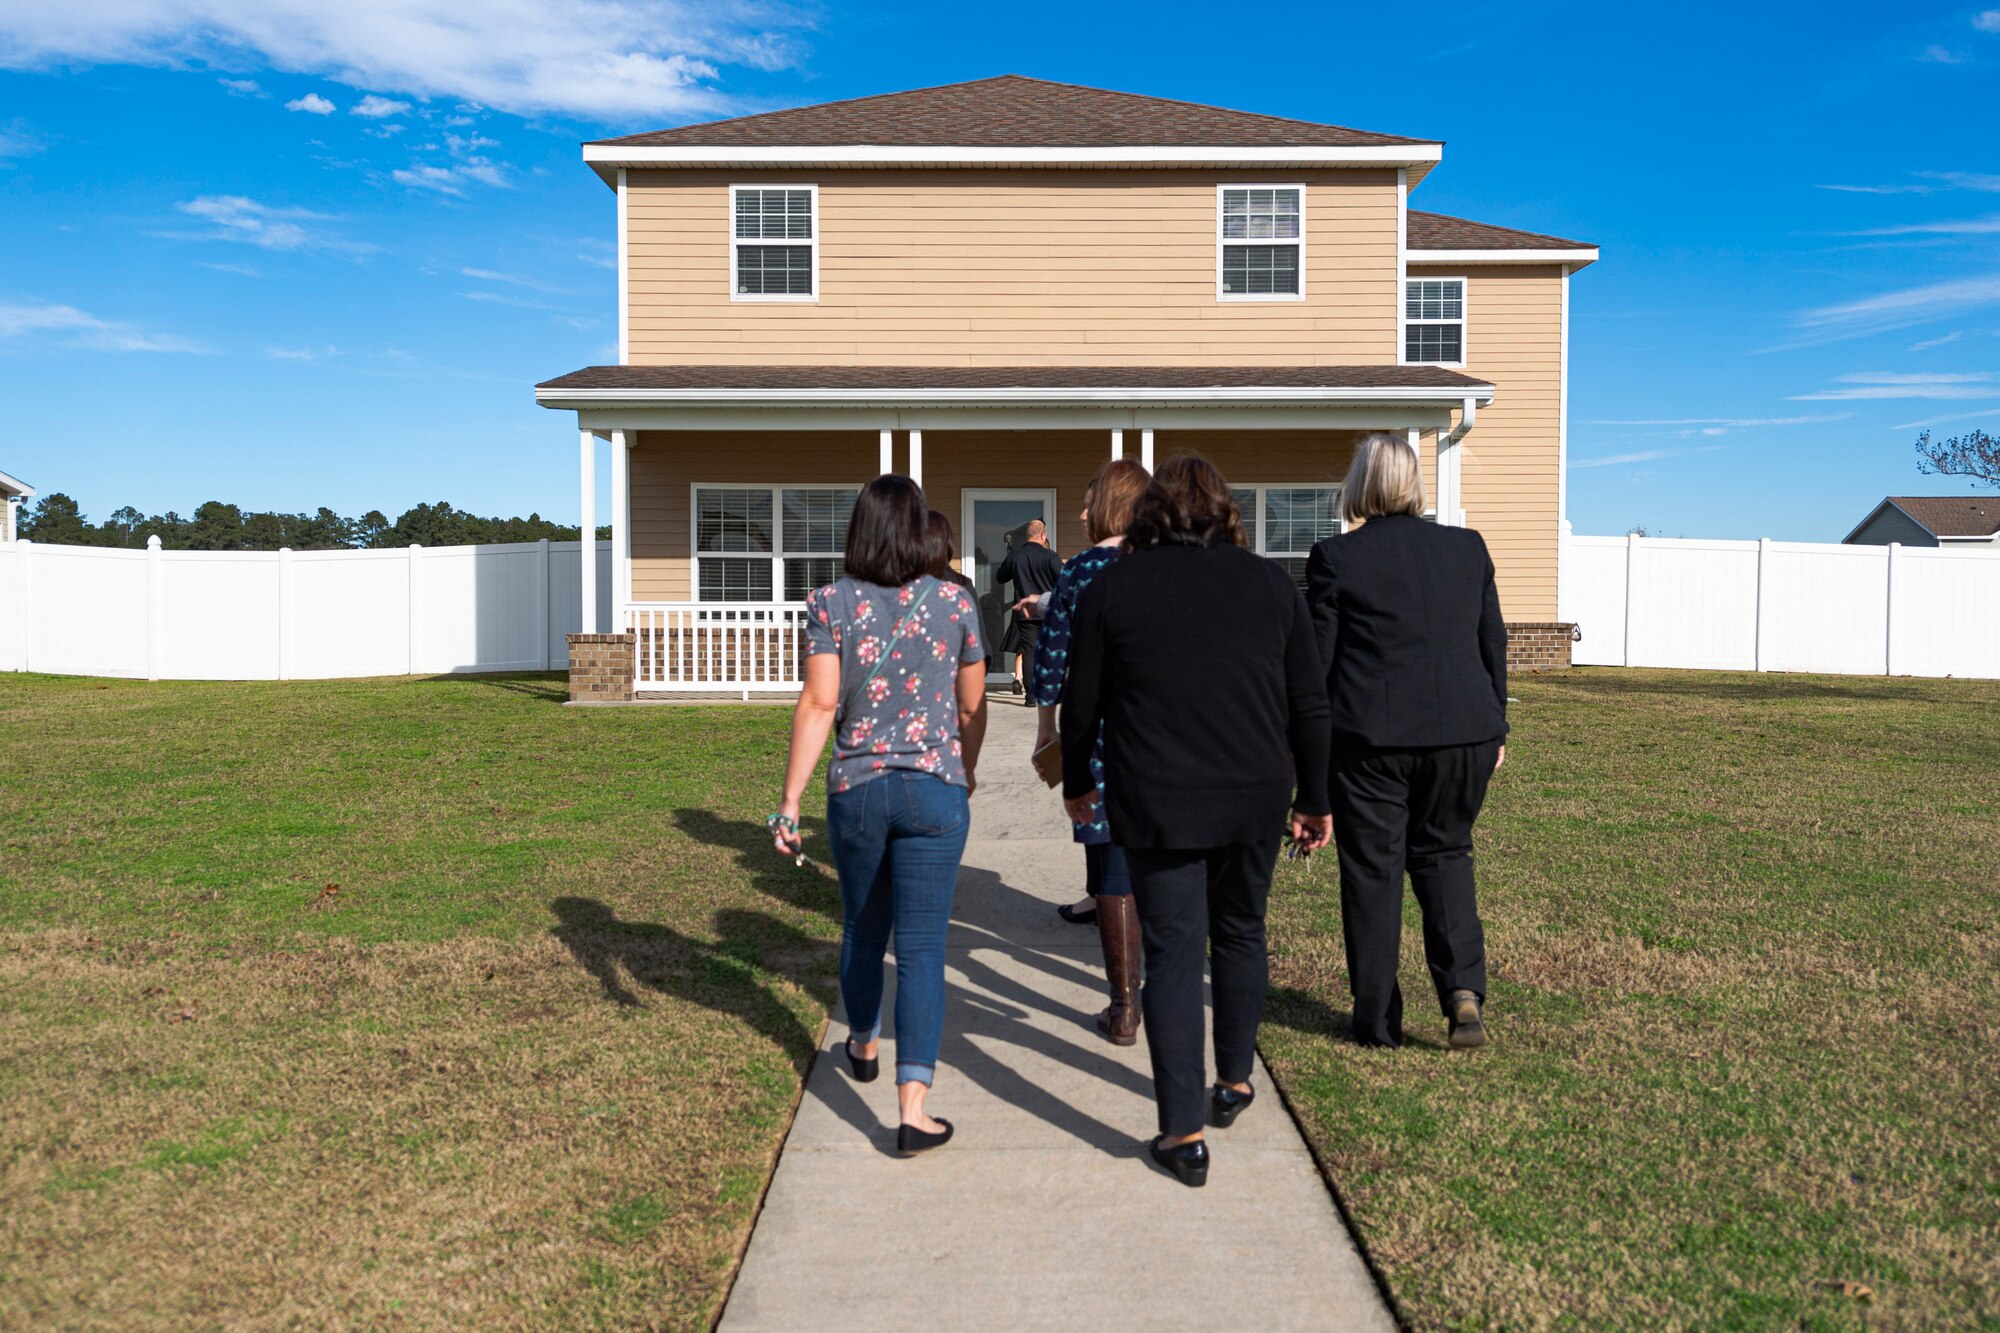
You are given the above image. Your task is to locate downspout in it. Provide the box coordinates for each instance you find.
[1444,394,1478,446]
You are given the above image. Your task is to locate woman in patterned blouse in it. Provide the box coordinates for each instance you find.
[1031,458,1153,1045]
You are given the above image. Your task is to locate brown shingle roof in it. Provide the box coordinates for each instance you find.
[1408,210,1593,251]
[1888,496,2000,538]
[538,364,1490,393]
[592,75,1436,150]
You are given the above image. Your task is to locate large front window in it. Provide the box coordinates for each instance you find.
[1218,186,1303,299]
[731,186,817,300]
[1232,484,1342,588]
[694,485,857,601]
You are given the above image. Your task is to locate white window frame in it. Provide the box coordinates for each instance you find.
[1231,483,1345,569]
[1403,274,1468,367]
[729,184,819,304]
[1216,184,1307,303]
[689,482,857,602]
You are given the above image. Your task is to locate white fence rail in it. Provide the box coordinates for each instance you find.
[629,602,810,691]
[1563,534,2000,679]
[0,538,610,681]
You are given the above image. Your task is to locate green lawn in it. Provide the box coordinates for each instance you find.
[1,668,1995,1330]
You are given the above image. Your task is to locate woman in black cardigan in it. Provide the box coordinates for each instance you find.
[1059,454,1332,1187]
[1305,432,1509,1051]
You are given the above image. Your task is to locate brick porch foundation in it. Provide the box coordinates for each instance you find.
[1505,622,1575,671]
[566,632,635,702]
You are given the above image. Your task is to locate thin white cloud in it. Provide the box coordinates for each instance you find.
[1845,215,2000,237]
[1920,43,1966,63]
[392,157,506,195]
[0,119,41,160]
[1571,446,1724,470]
[351,93,410,118]
[463,267,570,294]
[1817,172,2000,196]
[198,260,262,276]
[1909,331,1965,351]
[1792,372,1998,401]
[0,2,806,119]
[266,345,338,361]
[0,300,206,353]
[169,194,369,253]
[460,289,559,311]
[286,92,334,115]
[1579,414,1851,428]
[1890,405,2000,430]
[1975,9,2000,33]
[217,76,262,96]
[1792,273,2000,342]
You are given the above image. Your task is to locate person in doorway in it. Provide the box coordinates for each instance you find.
[1059,454,1332,1187]
[1305,432,1509,1051]
[995,517,1062,699]
[1030,458,1152,1044]
[770,475,989,1155]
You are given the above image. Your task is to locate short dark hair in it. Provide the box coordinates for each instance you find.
[923,509,958,578]
[843,474,930,586]
[1126,453,1247,550]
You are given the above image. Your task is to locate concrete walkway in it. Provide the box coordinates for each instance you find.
[721,700,1393,1331]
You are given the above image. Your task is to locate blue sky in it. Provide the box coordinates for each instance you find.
[1,1,1996,540]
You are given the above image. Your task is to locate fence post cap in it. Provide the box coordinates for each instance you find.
[145,535,161,550]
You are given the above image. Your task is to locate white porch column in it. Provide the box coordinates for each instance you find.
[1140,427,1155,471]
[879,428,893,475]
[610,428,630,626]
[578,427,597,634]
[909,429,924,487]
[1110,428,1123,460]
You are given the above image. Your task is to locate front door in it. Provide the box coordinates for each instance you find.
[961,488,1057,673]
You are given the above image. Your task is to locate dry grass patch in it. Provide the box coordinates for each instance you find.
[1262,669,2000,1332]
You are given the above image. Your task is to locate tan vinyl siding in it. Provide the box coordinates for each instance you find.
[1409,262,1563,619]
[626,169,1400,365]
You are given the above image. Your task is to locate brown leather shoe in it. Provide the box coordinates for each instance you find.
[1446,989,1486,1050]
[1094,893,1141,1046]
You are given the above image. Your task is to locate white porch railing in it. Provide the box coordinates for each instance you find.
[627,602,810,692]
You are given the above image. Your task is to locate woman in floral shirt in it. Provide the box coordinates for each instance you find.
[1031,457,1152,1046]
[771,475,987,1156]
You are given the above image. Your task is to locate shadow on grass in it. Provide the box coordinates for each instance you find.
[417,672,570,703]
[1549,671,1958,704]
[1265,985,1446,1053]
[669,808,843,924]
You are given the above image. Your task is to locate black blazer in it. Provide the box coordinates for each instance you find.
[1060,543,1331,850]
[1304,514,1508,749]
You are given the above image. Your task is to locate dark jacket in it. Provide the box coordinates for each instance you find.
[1059,543,1332,849]
[996,540,1062,604]
[1304,514,1508,749]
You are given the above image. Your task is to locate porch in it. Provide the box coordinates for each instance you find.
[536,365,1495,697]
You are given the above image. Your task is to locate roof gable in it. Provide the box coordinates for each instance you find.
[593,75,1436,150]
[1887,495,2000,538]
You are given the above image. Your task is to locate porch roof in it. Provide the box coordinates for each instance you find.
[535,364,1494,411]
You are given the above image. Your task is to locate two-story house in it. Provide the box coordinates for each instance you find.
[537,76,1596,695]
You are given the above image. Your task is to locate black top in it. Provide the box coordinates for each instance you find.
[996,540,1063,601]
[1304,514,1509,749]
[1059,543,1332,849]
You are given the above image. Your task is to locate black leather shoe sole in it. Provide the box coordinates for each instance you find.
[1149,1136,1209,1187]
[1209,1084,1256,1128]
[844,1038,879,1082]
[897,1117,953,1155]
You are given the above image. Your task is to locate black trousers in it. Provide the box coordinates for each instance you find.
[1330,740,1499,1047]
[1125,839,1278,1137]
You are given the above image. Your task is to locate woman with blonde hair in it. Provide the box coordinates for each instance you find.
[1029,457,1152,1044]
[1304,432,1509,1051]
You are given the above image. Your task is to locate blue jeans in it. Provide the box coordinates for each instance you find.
[827,771,970,1086]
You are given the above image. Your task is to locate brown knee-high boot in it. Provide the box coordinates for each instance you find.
[1094,893,1142,1046]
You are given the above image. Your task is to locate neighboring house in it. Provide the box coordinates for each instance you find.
[0,470,32,543]
[1844,496,2000,548]
[536,75,1598,691]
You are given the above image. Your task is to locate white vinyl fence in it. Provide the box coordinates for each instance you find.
[0,538,610,681]
[1564,535,2000,679]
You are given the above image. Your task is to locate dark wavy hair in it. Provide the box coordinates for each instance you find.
[843,474,930,586]
[923,509,959,578]
[1126,453,1247,550]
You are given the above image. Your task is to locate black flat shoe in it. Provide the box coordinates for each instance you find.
[1209,1083,1256,1128]
[897,1117,953,1155]
[1149,1135,1209,1188]
[844,1038,879,1083]
[1055,900,1098,925]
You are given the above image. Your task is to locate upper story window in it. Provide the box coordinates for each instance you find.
[732,186,817,301]
[1405,277,1465,365]
[1218,186,1304,300]
[694,484,857,601]
[1230,484,1342,588]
